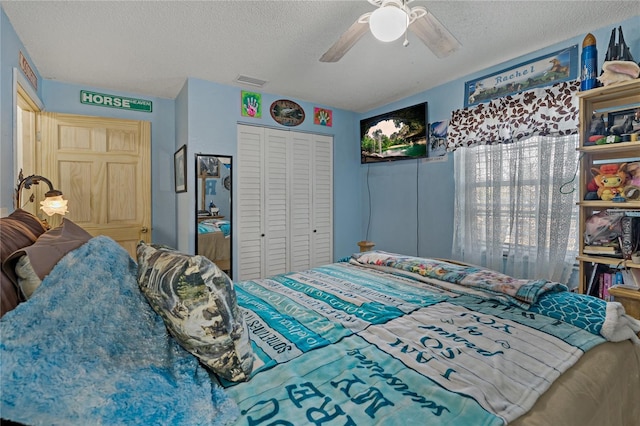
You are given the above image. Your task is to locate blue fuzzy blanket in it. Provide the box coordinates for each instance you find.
[0,236,239,425]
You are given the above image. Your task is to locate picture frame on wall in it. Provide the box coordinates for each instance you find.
[427,120,448,162]
[174,144,187,193]
[198,156,219,178]
[607,108,637,136]
[464,45,578,107]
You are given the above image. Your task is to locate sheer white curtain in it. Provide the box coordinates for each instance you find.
[448,80,581,284]
[452,135,579,283]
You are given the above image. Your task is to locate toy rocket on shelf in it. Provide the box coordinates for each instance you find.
[598,26,640,87]
[580,33,598,91]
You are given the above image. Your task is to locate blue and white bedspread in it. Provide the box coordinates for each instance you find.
[225,251,640,425]
[0,236,239,426]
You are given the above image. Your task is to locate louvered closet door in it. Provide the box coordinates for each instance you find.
[311,133,333,267]
[237,125,332,279]
[289,132,314,272]
[290,132,334,271]
[263,128,290,276]
[237,125,265,280]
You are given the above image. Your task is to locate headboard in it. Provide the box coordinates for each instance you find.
[0,209,47,317]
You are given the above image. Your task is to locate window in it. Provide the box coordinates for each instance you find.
[453,134,580,284]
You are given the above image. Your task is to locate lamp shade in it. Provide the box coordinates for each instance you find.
[369,5,408,42]
[40,194,68,216]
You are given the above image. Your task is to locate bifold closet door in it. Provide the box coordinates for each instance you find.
[237,125,264,280]
[289,132,333,272]
[237,125,290,280]
[289,132,313,272]
[310,133,333,268]
[237,124,332,280]
[262,128,290,277]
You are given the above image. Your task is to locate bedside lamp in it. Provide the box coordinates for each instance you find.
[16,173,68,216]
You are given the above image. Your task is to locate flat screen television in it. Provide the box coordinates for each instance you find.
[360,102,428,164]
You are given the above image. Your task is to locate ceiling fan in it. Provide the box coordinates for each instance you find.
[320,0,461,63]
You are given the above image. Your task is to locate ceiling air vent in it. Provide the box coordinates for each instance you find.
[236,75,267,88]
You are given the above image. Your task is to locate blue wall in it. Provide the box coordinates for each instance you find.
[0,9,43,215]
[357,15,640,259]
[1,5,638,278]
[180,77,359,276]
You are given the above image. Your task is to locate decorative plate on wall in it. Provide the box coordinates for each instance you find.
[270,99,305,127]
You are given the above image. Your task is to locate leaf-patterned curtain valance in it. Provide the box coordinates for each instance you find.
[447,80,580,151]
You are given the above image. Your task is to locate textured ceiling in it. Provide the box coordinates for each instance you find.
[2,1,638,112]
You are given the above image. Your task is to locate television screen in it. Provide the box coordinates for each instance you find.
[360,102,428,164]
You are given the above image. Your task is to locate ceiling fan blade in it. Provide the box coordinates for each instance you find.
[409,10,461,58]
[320,17,370,62]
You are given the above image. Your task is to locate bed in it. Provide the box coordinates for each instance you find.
[1,209,639,426]
[198,218,231,272]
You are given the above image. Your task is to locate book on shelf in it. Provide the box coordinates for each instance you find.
[586,263,607,297]
[586,266,634,300]
[595,271,607,299]
[597,271,614,301]
[603,272,613,301]
[607,209,640,218]
[619,216,640,259]
[583,245,621,255]
[612,284,640,291]
[602,268,640,294]
[597,273,603,299]
[619,268,640,290]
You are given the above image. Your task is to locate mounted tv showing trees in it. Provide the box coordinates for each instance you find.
[360,102,428,164]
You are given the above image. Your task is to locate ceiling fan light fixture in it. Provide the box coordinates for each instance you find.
[369,5,408,42]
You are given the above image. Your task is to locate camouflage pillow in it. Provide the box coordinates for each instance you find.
[136,241,253,382]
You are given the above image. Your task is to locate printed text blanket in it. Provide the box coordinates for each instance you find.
[224,253,639,425]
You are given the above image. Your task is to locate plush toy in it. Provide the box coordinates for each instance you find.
[623,161,640,200]
[591,163,628,201]
[597,61,640,86]
[584,210,623,245]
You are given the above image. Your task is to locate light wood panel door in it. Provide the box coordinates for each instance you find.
[39,113,151,258]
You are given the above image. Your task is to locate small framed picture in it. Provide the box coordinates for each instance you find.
[174,144,187,193]
[607,108,636,136]
[198,156,219,178]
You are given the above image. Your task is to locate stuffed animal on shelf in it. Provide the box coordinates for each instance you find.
[598,61,640,86]
[584,210,623,245]
[590,163,628,201]
[598,26,640,87]
[623,161,640,200]
[589,113,606,136]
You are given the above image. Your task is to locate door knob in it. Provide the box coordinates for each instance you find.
[141,227,148,233]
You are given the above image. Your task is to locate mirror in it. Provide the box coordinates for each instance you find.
[195,154,232,277]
